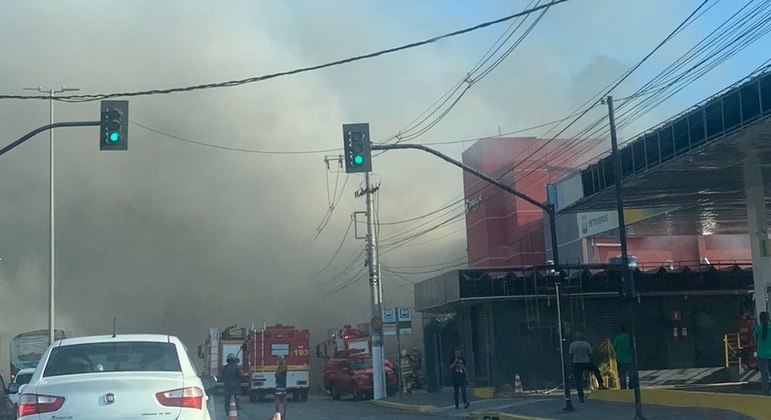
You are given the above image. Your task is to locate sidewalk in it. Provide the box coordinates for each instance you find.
[371,387,760,419]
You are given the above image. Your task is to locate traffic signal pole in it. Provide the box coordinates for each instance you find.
[0,121,100,158]
[2,103,127,346]
[344,128,570,405]
[1,119,98,345]
[1,121,100,344]
[363,172,386,400]
[343,123,387,399]
[370,142,574,411]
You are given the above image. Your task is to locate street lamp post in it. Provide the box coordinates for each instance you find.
[23,86,80,345]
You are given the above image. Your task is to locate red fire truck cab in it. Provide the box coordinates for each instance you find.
[316,324,397,400]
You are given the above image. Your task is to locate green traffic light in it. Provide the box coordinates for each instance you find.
[353,154,364,165]
[109,131,120,143]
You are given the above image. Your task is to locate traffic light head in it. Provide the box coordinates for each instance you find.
[100,100,128,151]
[342,123,371,173]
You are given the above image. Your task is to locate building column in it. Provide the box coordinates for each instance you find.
[743,154,771,317]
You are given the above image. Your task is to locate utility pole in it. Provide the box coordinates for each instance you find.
[23,86,80,345]
[606,95,645,420]
[361,172,386,399]
[342,123,386,399]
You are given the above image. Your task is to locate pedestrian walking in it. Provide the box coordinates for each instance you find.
[222,353,241,414]
[274,355,288,419]
[612,325,634,389]
[569,331,607,402]
[754,311,771,395]
[449,349,470,409]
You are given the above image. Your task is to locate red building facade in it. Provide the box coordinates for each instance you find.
[462,137,751,269]
[462,137,578,267]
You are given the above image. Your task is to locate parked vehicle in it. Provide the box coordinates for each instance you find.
[0,374,15,420]
[10,330,67,379]
[316,324,372,358]
[242,324,310,402]
[8,367,35,408]
[323,350,397,400]
[18,334,215,419]
[316,324,397,400]
[197,326,248,394]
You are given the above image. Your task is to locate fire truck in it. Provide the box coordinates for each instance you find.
[316,324,372,357]
[243,324,311,402]
[316,324,397,400]
[197,326,248,394]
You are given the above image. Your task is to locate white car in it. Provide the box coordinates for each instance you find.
[18,334,212,420]
[8,368,36,408]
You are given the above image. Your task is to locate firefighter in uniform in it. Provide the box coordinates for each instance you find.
[223,353,241,414]
[274,355,288,419]
[399,349,415,394]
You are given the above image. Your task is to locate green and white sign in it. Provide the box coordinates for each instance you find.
[382,307,412,336]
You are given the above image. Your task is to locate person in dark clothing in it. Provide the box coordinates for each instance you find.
[222,353,241,414]
[569,331,607,402]
[274,355,288,419]
[449,349,470,409]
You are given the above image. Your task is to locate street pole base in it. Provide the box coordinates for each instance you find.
[563,398,575,412]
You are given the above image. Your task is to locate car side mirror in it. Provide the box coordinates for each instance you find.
[200,374,217,393]
[8,383,19,394]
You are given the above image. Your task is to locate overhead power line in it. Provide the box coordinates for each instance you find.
[384,0,554,146]
[131,120,340,154]
[0,0,570,103]
[499,0,714,192]
[529,0,771,188]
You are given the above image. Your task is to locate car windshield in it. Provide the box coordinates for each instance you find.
[15,373,33,385]
[351,358,373,370]
[43,342,181,377]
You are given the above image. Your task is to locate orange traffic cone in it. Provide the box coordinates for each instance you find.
[227,395,238,420]
[512,374,524,397]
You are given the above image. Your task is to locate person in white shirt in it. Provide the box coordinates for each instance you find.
[568,330,607,402]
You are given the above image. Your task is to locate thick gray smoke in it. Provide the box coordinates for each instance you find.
[1,1,766,380]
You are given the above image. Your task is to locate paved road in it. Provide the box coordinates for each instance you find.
[209,388,758,420]
[209,394,445,420]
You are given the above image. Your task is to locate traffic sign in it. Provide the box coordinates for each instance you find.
[382,307,412,336]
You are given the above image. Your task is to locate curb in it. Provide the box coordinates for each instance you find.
[369,399,436,413]
[468,411,553,420]
[591,388,771,419]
